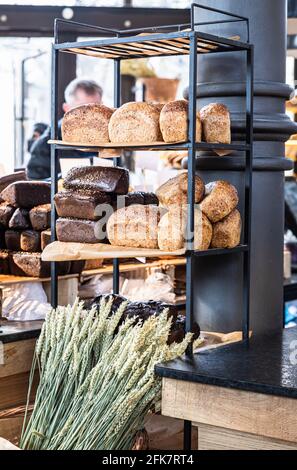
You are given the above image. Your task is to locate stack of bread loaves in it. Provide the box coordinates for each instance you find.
[54,165,159,247]
[61,100,230,148]
[107,172,241,252]
[0,174,70,277]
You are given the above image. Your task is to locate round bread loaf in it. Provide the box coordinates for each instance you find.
[157,206,212,251]
[159,100,202,143]
[108,102,162,143]
[156,171,204,208]
[107,204,165,249]
[200,103,231,144]
[61,103,114,145]
[200,180,238,223]
[211,209,242,249]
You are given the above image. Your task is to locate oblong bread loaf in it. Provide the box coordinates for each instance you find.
[108,102,162,143]
[200,180,238,223]
[156,171,204,208]
[159,100,202,143]
[61,103,114,145]
[200,103,231,145]
[211,209,242,249]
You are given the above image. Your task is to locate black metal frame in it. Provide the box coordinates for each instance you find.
[49,2,254,450]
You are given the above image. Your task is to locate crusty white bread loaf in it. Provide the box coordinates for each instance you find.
[61,103,114,145]
[157,206,212,251]
[108,102,162,143]
[159,100,202,143]
[211,209,242,249]
[156,171,204,208]
[199,180,238,223]
[107,204,166,249]
[200,103,231,145]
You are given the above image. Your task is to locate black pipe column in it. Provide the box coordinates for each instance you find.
[186,0,297,335]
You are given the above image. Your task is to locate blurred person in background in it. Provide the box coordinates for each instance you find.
[27,78,103,180]
[27,122,48,153]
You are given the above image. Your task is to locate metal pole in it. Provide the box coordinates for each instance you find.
[242,45,254,341]
[50,44,59,308]
[112,58,121,295]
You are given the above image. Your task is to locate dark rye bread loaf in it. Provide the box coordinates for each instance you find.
[0,202,15,227]
[63,166,129,195]
[0,226,5,248]
[41,230,51,250]
[29,204,51,231]
[0,171,27,194]
[56,217,108,244]
[113,192,159,209]
[9,208,30,230]
[5,230,21,251]
[1,181,51,208]
[54,190,111,221]
[10,252,70,277]
[20,230,41,252]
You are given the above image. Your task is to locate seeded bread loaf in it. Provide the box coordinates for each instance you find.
[1,181,51,208]
[107,204,165,249]
[9,208,30,230]
[63,166,129,195]
[211,209,242,249]
[10,252,70,277]
[200,103,231,144]
[41,229,51,250]
[157,207,212,251]
[29,204,51,231]
[200,180,238,223]
[61,103,114,145]
[0,250,10,274]
[20,230,41,252]
[56,217,108,244]
[108,102,162,143]
[156,172,204,208]
[0,171,27,194]
[54,190,111,221]
[5,230,21,251]
[159,100,202,143]
[0,202,15,227]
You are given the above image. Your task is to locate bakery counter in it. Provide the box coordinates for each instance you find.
[156,327,297,449]
[0,319,42,344]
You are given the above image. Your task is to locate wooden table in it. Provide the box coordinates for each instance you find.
[156,327,297,450]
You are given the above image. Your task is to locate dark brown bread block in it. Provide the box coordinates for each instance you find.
[20,230,41,252]
[0,171,27,193]
[29,204,51,230]
[69,260,86,274]
[143,192,159,205]
[112,192,159,210]
[41,230,51,250]
[1,181,51,208]
[56,217,107,244]
[5,230,21,251]
[54,191,111,221]
[0,250,10,274]
[64,166,129,195]
[0,226,5,248]
[0,202,15,227]
[10,252,70,277]
[9,208,30,230]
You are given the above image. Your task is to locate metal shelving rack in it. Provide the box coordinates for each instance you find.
[49,3,253,450]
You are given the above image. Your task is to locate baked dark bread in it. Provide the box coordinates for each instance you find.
[0,226,5,248]
[64,166,129,195]
[0,250,10,274]
[200,180,239,223]
[159,100,202,143]
[200,102,231,144]
[54,190,111,221]
[107,205,165,249]
[41,230,51,250]
[211,209,242,249]
[108,102,162,143]
[156,172,204,208]
[157,207,212,251]
[113,192,159,209]
[69,260,86,274]
[168,314,200,345]
[0,171,27,194]
[56,217,107,244]
[10,252,70,277]
[61,103,114,145]
[5,230,21,251]
[20,230,41,252]
[29,204,51,231]
[9,208,30,230]
[0,202,15,227]
[1,181,51,208]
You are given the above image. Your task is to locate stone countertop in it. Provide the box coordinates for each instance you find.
[0,320,42,344]
[156,326,297,399]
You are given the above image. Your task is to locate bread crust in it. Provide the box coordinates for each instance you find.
[159,100,202,143]
[156,171,204,208]
[107,204,165,249]
[157,206,212,251]
[108,102,162,143]
[211,209,241,248]
[200,102,231,144]
[200,180,238,223]
[61,103,114,145]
